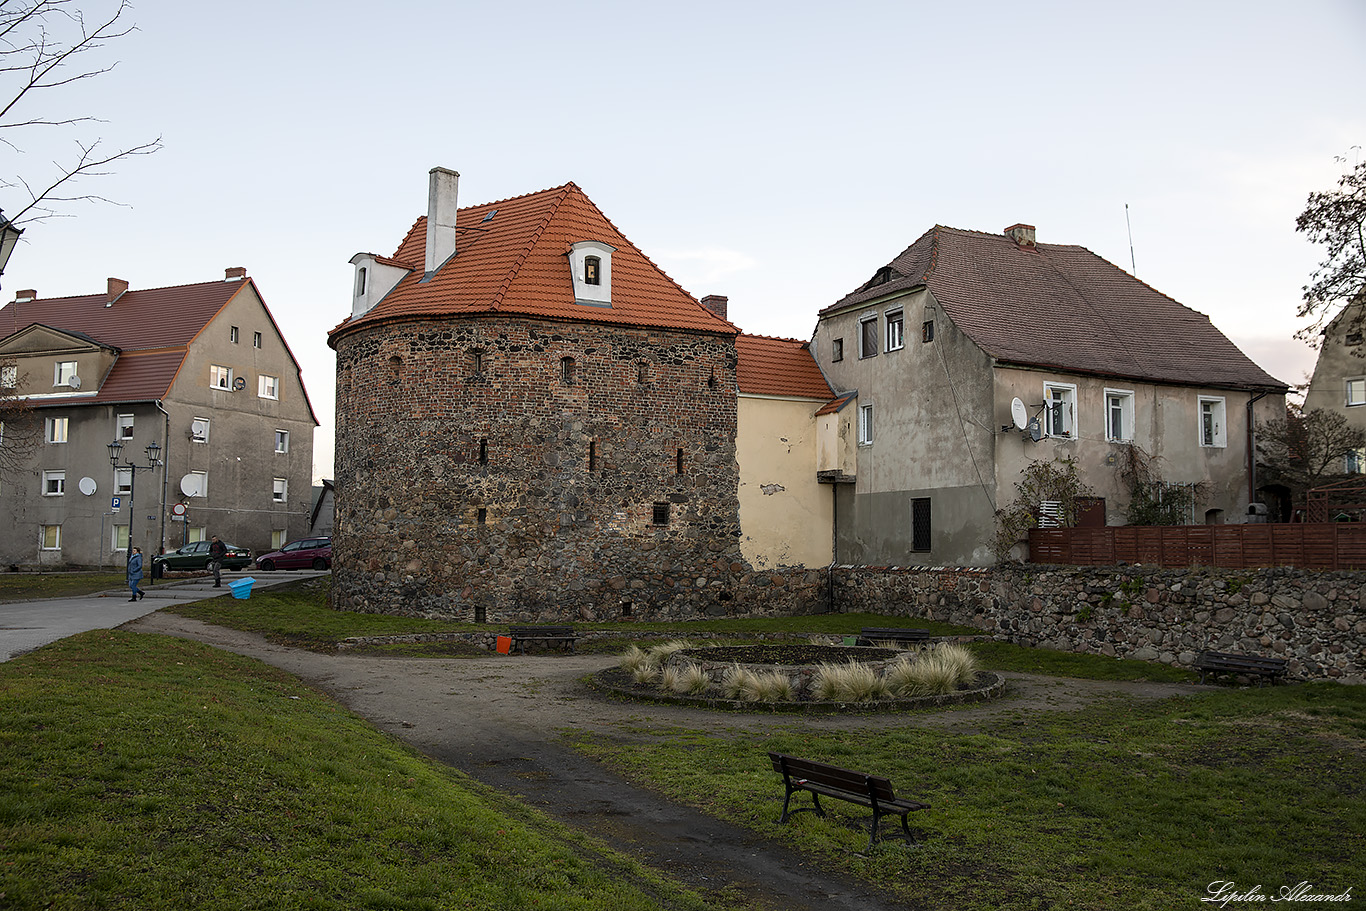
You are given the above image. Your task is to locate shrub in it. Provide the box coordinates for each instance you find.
[753,670,794,702]
[812,659,887,702]
[661,662,709,695]
[884,644,979,696]
[721,664,759,700]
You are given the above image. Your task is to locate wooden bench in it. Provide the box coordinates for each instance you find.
[507,625,579,655]
[856,627,933,647]
[768,752,930,850]
[1193,650,1288,686]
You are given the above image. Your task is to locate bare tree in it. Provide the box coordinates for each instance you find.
[1,0,160,225]
[1257,405,1366,509]
[1296,154,1366,346]
[0,359,39,479]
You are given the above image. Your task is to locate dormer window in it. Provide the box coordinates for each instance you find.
[568,241,615,307]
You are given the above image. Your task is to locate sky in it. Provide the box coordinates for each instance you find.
[3,0,1364,484]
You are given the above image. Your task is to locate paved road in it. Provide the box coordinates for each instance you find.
[0,569,330,662]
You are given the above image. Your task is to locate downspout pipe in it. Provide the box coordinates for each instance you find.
[155,400,171,554]
[1246,390,1270,507]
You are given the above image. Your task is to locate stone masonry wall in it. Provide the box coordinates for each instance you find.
[832,564,1365,682]
[332,314,820,621]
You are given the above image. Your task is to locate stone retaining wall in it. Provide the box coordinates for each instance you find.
[832,564,1366,683]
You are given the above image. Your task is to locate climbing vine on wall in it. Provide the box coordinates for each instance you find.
[992,457,1095,562]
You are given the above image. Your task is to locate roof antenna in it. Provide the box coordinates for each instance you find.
[1125,203,1137,273]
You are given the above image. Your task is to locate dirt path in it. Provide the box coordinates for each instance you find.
[125,611,1202,911]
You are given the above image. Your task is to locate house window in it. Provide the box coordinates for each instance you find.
[922,320,935,343]
[1347,378,1366,406]
[273,478,288,503]
[1347,448,1366,475]
[275,430,289,453]
[210,365,233,390]
[253,331,262,349]
[471,349,484,376]
[676,448,685,476]
[112,524,129,552]
[561,357,576,386]
[43,470,65,496]
[271,530,287,549]
[117,413,135,439]
[355,267,367,296]
[652,502,671,526]
[831,337,844,362]
[859,317,878,358]
[115,467,132,495]
[584,256,601,286]
[588,441,597,471]
[187,526,207,544]
[191,418,209,444]
[1044,383,1077,438]
[258,374,279,399]
[637,362,650,385]
[54,361,78,387]
[45,417,68,443]
[1199,397,1227,448]
[0,365,15,387]
[911,497,931,553]
[886,310,904,351]
[858,403,874,444]
[1105,389,1135,442]
[230,326,240,344]
[478,438,488,465]
[41,525,61,550]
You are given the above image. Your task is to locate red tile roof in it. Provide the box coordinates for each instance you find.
[826,225,1286,391]
[735,334,833,399]
[815,390,857,416]
[330,183,738,342]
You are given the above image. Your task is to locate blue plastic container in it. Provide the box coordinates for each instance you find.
[228,577,256,600]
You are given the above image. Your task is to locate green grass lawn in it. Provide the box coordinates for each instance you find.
[0,631,726,911]
[0,573,127,601]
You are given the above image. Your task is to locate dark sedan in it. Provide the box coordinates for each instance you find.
[255,537,332,571]
[153,540,253,571]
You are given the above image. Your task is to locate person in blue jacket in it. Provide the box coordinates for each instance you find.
[127,546,145,602]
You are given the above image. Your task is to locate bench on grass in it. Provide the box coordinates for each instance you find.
[856,627,933,647]
[507,625,579,655]
[1193,650,1288,686]
[768,752,930,850]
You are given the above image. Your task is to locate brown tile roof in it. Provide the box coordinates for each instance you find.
[330,183,738,342]
[815,390,857,416]
[825,225,1287,391]
[735,334,833,399]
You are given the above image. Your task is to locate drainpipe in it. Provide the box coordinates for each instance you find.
[1246,390,1270,508]
[155,400,171,554]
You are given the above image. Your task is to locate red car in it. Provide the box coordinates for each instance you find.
[255,536,332,571]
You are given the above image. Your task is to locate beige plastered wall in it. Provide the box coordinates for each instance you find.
[737,394,832,568]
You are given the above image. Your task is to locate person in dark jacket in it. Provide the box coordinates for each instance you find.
[127,547,144,602]
[208,535,227,587]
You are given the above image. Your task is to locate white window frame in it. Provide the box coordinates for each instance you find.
[230,325,240,344]
[274,430,289,453]
[271,529,287,549]
[831,337,844,362]
[43,470,66,496]
[858,403,874,445]
[117,413,135,440]
[54,361,77,387]
[258,374,279,400]
[41,525,62,550]
[1199,396,1227,448]
[1104,388,1135,443]
[187,526,207,544]
[859,316,878,359]
[191,417,209,444]
[45,416,69,444]
[885,309,904,352]
[1347,378,1366,407]
[1347,448,1366,475]
[1043,382,1078,439]
[210,365,233,390]
[272,477,288,503]
[115,467,132,495]
[253,331,263,349]
[112,524,130,552]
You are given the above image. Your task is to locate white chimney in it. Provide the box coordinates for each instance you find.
[425,167,460,278]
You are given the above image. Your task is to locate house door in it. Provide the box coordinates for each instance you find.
[1076,498,1106,528]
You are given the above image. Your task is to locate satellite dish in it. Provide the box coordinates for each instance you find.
[1026,418,1043,443]
[1010,397,1029,431]
[67,375,81,389]
[180,474,204,497]
[78,476,97,496]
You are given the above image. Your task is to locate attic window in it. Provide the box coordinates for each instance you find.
[584,257,601,286]
[569,241,615,307]
[356,267,367,296]
[863,266,896,291]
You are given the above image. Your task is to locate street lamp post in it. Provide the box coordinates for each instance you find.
[0,209,22,288]
[108,439,162,577]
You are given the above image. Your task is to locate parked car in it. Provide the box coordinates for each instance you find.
[153,540,253,571]
[255,537,332,571]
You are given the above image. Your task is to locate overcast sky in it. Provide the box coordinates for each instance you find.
[4,0,1364,483]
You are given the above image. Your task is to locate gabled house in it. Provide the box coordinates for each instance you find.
[329,170,747,621]
[0,270,318,567]
[1303,298,1366,477]
[811,223,1288,566]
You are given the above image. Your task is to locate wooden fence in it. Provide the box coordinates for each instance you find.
[1028,523,1366,571]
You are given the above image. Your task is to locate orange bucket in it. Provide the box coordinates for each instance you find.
[496,635,512,655]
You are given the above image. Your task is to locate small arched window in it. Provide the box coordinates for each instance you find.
[471,349,485,376]
[356,267,367,296]
[637,362,650,385]
[388,355,403,380]
[584,256,601,286]
[561,356,576,386]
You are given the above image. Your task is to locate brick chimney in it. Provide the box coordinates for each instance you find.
[1005,224,1037,250]
[106,278,128,306]
[425,167,460,278]
[225,266,246,281]
[700,294,728,320]
[14,289,35,303]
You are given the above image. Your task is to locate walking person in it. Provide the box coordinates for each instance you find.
[208,535,227,587]
[127,546,145,602]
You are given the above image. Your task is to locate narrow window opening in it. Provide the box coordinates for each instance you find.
[253,331,262,349]
[478,438,488,465]
[676,447,684,476]
[230,326,239,344]
[832,337,844,362]
[620,601,633,618]
[911,497,932,552]
[588,441,597,471]
[708,369,718,389]
[561,356,576,385]
[584,256,601,286]
[356,267,367,297]
[389,355,403,379]
[922,320,935,343]
[652,502,671,526]
[471,349,484,376]
[477,508,487,525]
[474,604,487,624]
[638,362,649,384]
